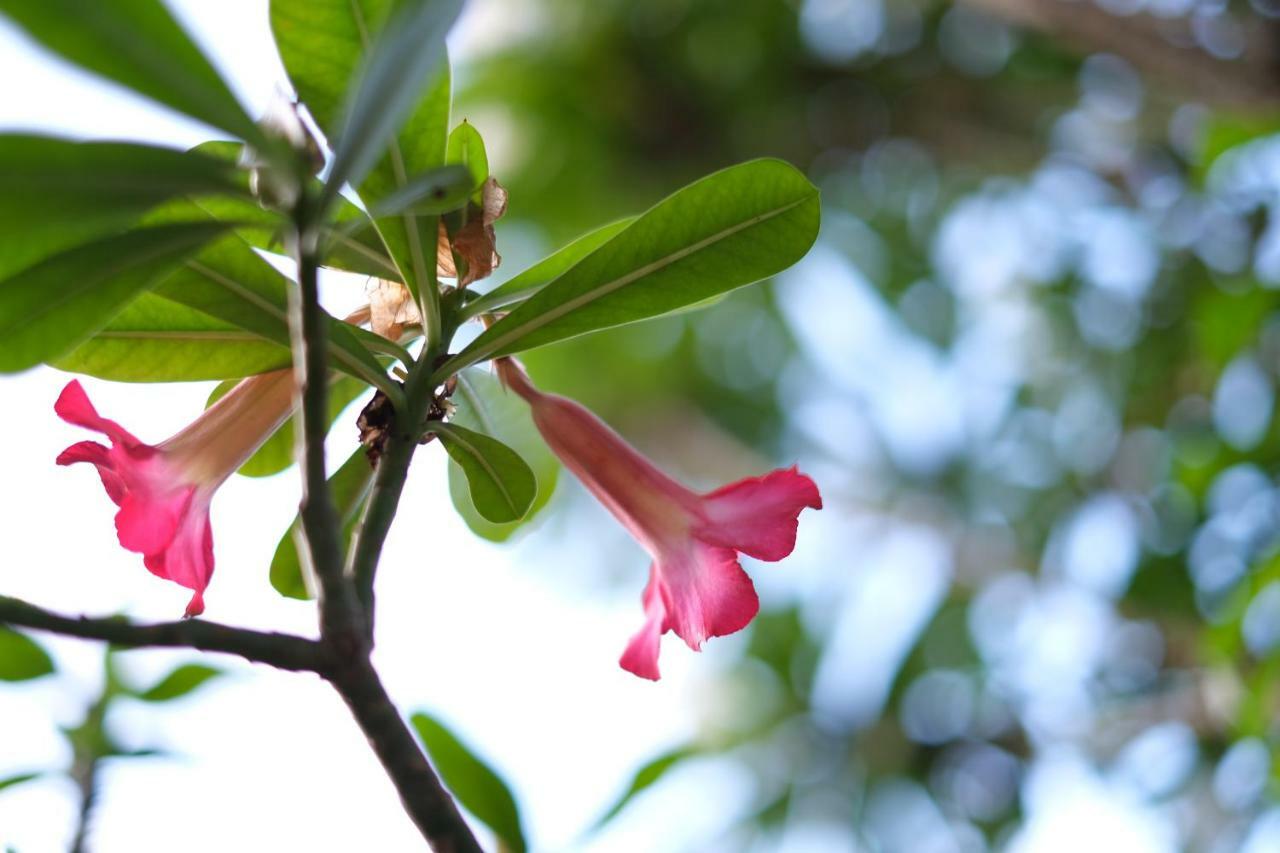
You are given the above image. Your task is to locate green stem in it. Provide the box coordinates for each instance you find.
[348,341,442,628]
[425,219,444,346]
[348,427,417,626]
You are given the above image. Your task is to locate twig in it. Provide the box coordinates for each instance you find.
[0,596,323,672]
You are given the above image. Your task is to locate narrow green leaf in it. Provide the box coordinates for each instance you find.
[592,746,699,831]
[366,165,475,217]
[0,0,265,146]
[445,159,820,372]
[0,772,44,793]
[446,369,559,541]
[272,0,458,296]
[410,712,527,853]
[0,135,244,280]
[321,0,463,206]
[208,373,369,478]
[136,215,397,396]
[462,218,637,318]
[431,423,536,524]
[270,448,374,599]
[0,628,55,682]
[190,140,400,279]
[0,222,228,373]
[53,294,290,382]
[134,663,223,702]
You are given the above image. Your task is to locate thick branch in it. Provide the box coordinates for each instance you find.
[289,217,367,644]
[0,596,322,672]
[324,654,482,853]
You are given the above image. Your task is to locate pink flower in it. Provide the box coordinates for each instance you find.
[496,360,821,680]
[55,371,296,617]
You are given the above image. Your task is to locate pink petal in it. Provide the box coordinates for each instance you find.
[696,466,822,562]
[114,490,185,555]
[55,439,110,467]
[139,497,214,618]
[54,381,145,450]
[56,440,127,504]
[658,542,760,651]
[159,498,215,609]
[619,574,665,681]
[143,552,169,580]
[184,591,206,618]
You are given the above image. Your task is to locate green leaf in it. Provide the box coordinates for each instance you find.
[0,772,44,793]
[366,165,475,217]
[446,369,559,541]
[208,373,369,477]
[0,0,265,147]
[317,0,462,206]
[0,222,228,374]
[592,746,699,831]
[447,120,489,200]
[445,159,819,370]
[431,423,536,524]
[53,294,290,382]
[136,212,395,395]
[134,663,224,702]
[0,135,244,280]
[462,218,636,318]
[189,141,400,279]
[272,0,459,295]
[410,712,527,853]
[270,448,374,599]
[0,628,55,682]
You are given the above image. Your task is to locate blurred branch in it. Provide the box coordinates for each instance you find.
[962,0,1280,108]
[0,596,323,672]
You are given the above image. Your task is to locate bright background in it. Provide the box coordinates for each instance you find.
[4,1,1280,851]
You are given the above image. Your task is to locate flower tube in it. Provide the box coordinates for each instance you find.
[55,370,296,616]
[496,359,821,679]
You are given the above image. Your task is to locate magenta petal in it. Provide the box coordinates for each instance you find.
[57,440,128,504]
[114,490,184,555]
[619,573,666,681]
[143,552,169,580]
[54,380,145,449]
[55,439,111,467]
[183,591,206,618]
[138,496,214,617]
[55,380,227,617]
[659,543,760,651]
[697,466,823,562]
[159,498,215,607]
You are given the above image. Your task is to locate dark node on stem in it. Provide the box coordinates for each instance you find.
[358,390,397,466]
[419,355,458,444]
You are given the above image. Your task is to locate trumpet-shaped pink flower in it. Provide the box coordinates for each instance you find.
[55,371,296,617]
[497,360,821,680]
